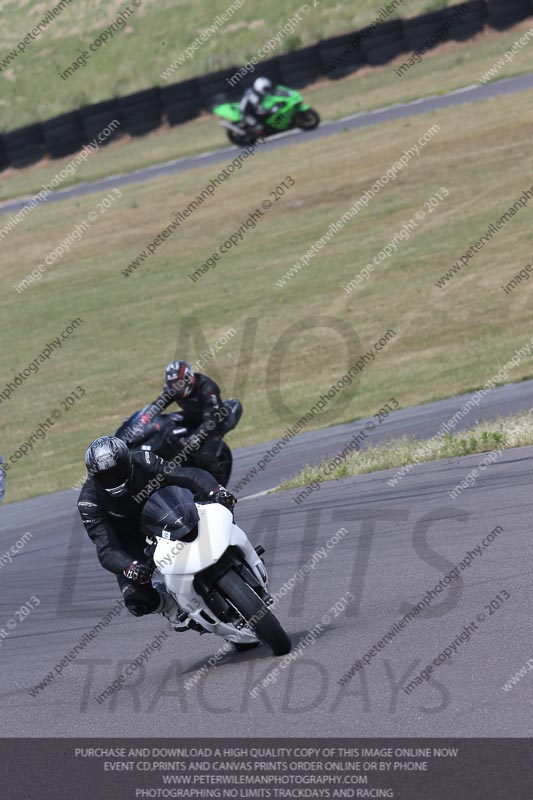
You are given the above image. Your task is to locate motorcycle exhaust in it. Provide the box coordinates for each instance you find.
[219,120,246,136]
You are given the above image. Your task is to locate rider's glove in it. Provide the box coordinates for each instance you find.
[123,560,153,584]
[209,485,237,512]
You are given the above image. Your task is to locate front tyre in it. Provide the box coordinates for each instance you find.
[217,570,291,656]
[293,108,320,131]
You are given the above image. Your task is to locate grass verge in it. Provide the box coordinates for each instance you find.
[278,410,533,490]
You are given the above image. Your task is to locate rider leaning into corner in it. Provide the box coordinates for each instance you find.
[77,435,237,627]
[239,77,275,136]
[124,360,242,472]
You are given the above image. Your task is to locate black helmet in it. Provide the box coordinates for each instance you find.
[165,360,195,399]
[253,77,273,96]
[141,486,200,542]
[85,436,132,496]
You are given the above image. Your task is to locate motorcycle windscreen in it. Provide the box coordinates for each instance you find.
[141,486,200,542]
[114,404,152,439]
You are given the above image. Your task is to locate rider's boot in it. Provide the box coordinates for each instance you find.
[155,586,207,634]
[156,587,186,627]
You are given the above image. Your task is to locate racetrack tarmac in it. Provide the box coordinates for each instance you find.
[1,382,532,736]
[2,72,533,218]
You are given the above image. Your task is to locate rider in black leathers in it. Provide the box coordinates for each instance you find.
[77,436,236,624]
[125,360,237,471]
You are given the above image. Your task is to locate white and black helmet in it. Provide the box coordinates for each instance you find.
[85,436,132,496]
[253,77,273,96]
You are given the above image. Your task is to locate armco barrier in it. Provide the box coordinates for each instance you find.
[361,19,406,66]
[161,79,202,125]
[487,0,533,30]
[402,9,450,51]
[446,1,487,41]
[78,99,123,145]
[118,87,163,137]
[279,45,322,87]
[197,66,244,105]
[0,138,8,172]
[3,123,46,169]
[1,0,533,173]
[318,31,367,78]
[41,111,86,159]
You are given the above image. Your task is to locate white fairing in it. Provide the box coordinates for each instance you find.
[153,503,269,643]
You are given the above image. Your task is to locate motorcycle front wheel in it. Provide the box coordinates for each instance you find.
[293,108,320,130]
[217,570,291,656]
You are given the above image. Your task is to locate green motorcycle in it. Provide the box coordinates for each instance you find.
[213,85,320,145]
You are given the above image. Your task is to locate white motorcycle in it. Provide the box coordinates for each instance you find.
[141,486,291,656]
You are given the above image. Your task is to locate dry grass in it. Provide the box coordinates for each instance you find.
[279,411,533,490]
[2,88,533,501]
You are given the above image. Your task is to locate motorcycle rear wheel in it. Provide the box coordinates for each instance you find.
[227,129,257,146]
[217,570,291,656]
[210,442,232,485]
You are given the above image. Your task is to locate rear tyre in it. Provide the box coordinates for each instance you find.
[293,109,320,131]
[211,442,232,485]
[227,129,257,146]
[217,571,291,656]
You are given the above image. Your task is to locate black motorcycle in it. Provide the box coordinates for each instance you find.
[115,399,242,485]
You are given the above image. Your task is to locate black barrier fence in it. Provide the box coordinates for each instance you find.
[1,0,532,172]
[4,738,533,799]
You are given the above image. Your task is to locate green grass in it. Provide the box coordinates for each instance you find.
[3,17,533,203]
[2,85,533,503]
[278,411,533,490]
[0,0,455,131]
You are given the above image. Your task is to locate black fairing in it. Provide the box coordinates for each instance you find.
[141,486,200,542]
